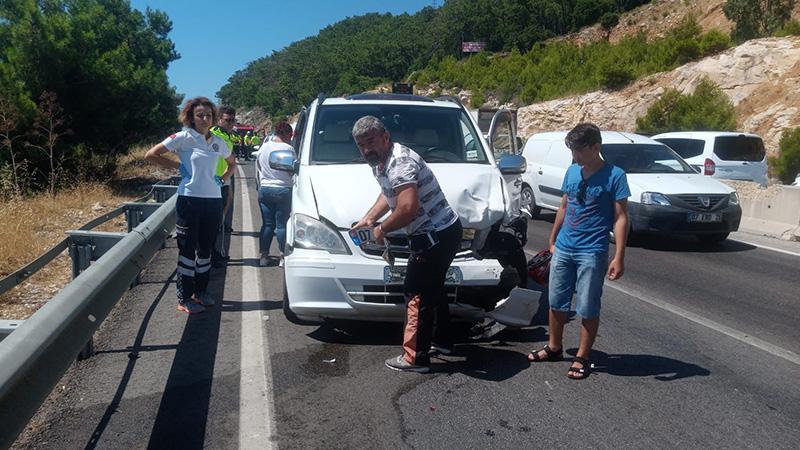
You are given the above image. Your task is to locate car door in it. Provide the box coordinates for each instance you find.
[487,109,523,218]
[538,140,572,209]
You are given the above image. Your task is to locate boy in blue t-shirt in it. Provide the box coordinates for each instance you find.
[528,123,630,380]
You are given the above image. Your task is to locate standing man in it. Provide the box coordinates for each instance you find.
[527,123,629,380]
[210,106,237,266]
[350,116,462,373]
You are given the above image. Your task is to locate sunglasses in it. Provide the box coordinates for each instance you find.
[577,178,588,206]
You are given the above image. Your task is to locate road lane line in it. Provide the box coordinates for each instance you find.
[237,165,276,449]
[606,282,800,366]
[729,239,800,257]
[523,249,800,366]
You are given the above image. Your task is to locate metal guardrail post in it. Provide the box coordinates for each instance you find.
[0,194,176,449]
[66,231,127,361]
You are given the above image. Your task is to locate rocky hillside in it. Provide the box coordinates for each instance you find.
[517,37,800,156]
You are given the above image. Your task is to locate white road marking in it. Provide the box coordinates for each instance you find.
[523,248,800,366]
[237,165,276,449]
[729,238,800,257]
[606,282,800,366]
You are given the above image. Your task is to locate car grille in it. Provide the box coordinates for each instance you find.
[360,235,411,259]
[671,194,728,210]
[350,285,458,304]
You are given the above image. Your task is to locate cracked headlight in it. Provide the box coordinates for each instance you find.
[641,192,671,206]
[293,214,350,255]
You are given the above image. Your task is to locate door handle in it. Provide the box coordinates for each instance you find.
[538,170,543,175]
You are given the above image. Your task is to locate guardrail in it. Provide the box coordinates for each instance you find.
[0,180,179,343]
[0,181,179,449]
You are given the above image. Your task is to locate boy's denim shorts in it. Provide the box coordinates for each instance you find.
[548,248,608,320]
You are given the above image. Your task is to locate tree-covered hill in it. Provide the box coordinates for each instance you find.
[218,0,651,116]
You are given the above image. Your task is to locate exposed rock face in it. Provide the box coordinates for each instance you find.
[517,37,800,156]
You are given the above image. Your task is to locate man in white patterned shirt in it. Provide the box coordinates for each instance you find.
[350,116,462,373]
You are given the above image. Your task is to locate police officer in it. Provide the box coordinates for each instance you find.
[350,116,462,373]
[210,106,237,266]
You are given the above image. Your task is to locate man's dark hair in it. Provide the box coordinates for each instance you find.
[219,106,236,116]
[565,123,602,150]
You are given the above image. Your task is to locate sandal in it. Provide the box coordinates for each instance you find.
[527,345,563,362]
[567,356,592,380]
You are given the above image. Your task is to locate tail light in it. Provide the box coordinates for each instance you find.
[704,158,715,176]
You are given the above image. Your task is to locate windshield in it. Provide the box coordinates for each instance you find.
[654,138,705,159]
[310,104,489,165]
[601,143,695,174]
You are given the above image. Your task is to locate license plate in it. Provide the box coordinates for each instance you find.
[687,212,722,223]
[383,266,463,284]
[349,227,374,246]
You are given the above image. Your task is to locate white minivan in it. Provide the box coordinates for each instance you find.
[520,131,742,243]
[652,131,768,186]
[268,93,526,323]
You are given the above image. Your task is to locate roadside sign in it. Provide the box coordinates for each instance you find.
[392,82,414,94]
[462,41,486,53]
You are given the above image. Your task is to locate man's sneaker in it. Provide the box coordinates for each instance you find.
[259,255,270,267]
[385,355,430,373]
[177,302,205,315]
[193,292,215,307]
[430,343,454,356]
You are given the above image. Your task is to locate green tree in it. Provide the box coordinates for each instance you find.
[770,127,800,184]
[723,0,796,41]
[636,77,737,135]
[0,0,181,155]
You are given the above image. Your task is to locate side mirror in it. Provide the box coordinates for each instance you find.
[269,149,297,173]
[498,154,526,175]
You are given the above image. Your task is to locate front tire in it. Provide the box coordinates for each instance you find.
[520,184,540,219]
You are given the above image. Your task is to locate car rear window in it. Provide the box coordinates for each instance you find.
[654,138,705,159]
[713,136,766,161]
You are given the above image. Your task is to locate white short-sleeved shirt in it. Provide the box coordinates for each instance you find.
[373,142,458,235]
[162,128,231,198]
[257,141,295,188]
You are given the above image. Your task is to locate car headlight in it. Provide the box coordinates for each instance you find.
[641,192,671,206]
[293,214,351,255]
[729,192,740,205]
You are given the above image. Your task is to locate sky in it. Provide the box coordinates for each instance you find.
[129,0,436,103]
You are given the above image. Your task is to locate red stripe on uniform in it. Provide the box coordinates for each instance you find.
[403,295,421,364]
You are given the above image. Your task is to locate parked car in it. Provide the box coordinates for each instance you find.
[520,131,742,243]
[651,131,768,186]
[268,93,526,323]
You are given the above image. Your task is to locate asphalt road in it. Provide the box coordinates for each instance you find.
[11,161,800,450]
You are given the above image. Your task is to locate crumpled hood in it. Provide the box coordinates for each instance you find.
[306,164,506,230]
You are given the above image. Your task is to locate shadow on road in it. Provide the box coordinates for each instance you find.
[631,234,757,253]
[430,344,531,381]
[84,269,175,450]
[578,349,711,381]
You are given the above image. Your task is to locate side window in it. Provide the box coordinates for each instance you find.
[459,114,486,162]
[292,107,307,158]
[655,138,704,159]
[492,120,514,160]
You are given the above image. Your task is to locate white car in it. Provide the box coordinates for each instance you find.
[268,93,526,323]
[520,131,742,243]
[652,131,769,186]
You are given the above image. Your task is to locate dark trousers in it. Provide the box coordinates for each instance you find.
[176,195,222,303]
[213,182,233,257]
[402,220,462,366]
